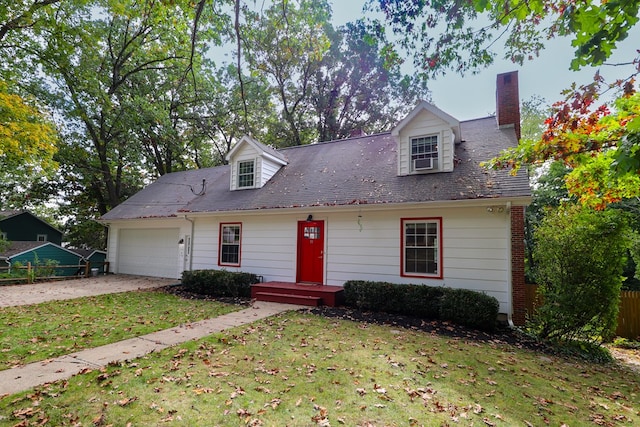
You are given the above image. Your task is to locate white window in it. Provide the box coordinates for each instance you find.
[402,218,442,278]
[0,232,6,240]
[219,223,241,266]
[237,160,255,188]
[37,234,48,242]
[411,135,438,171]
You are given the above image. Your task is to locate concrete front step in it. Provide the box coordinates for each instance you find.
[254,291,322,306]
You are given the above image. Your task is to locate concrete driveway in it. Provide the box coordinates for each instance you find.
[0,275,179,308]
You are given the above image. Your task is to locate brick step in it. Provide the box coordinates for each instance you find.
[255,291,322,306]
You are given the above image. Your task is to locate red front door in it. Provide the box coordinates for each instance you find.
[297,220,324,284]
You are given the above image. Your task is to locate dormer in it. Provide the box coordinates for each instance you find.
[392,101,461,176]
[225,135,288,190]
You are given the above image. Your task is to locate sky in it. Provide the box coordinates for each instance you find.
[331,1,640,121]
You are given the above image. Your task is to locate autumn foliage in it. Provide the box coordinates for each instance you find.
[0,80,57,177]
[486,76,640,209]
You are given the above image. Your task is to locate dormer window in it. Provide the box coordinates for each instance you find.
[411,135,439,172]
[392,101,460,176]
[226,135,288,191]
[237,160,255,188]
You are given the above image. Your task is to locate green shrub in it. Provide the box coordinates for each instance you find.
[181,269,259,297]
[343,280,403,313]
[439,288,499,332]
[344,280,498,331]
[403,284,446,319]
[33,258,59,278]
[530,205,631,344]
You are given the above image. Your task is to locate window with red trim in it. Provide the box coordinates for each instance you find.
[219,223,241,266]
[401,218,441,278]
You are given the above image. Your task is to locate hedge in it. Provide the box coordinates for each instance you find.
[181,269,259,297]
[343,280,499,332]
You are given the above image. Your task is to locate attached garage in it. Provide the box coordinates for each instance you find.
[117,228,180,278]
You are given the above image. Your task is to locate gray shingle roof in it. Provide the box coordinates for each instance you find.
[101,116,530,221]
[0,241,48,259]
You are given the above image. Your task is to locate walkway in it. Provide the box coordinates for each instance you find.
[0,276,297,395]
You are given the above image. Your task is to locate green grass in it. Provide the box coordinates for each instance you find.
[0,291,241,370]
[1,310,639,426]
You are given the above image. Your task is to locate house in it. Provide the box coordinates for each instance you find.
[0,210,63,245]
[73,249,108,273]
[100,71,531,324]
[0,241,86,276]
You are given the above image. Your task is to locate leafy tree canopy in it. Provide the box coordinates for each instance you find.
[368,0,639,75]
[368,0,640,209]
[0,79,58,209]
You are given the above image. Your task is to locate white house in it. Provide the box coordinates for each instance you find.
[100,71,531,324]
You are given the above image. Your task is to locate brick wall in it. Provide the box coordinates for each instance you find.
[511,205,526,325]
[496,71,521,140]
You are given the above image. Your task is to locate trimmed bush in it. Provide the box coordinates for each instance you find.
[439,288,499,331]
[181,269,259,297]
[403,284,446,319]
[344,280,498,331]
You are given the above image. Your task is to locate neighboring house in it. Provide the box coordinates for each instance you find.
[73,249,108,273]
[0,241,85,276]
[100,71,531,324]
[0,210,63,245]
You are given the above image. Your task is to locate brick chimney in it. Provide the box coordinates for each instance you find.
[496,71,521,140]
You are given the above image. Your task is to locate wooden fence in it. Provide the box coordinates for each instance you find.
[617,291,640,340]
[0,261,110,284]
[525,284,640,340]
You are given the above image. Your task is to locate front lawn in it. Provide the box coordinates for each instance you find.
[1,310,639,426]
[0,290,242,370]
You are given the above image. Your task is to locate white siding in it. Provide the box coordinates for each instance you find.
[191,214,298,282]
[397,109,455,176]
[185,205,512,314]
[260,157,283,187]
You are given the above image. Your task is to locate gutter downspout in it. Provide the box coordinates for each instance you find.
[184,215,194,271]
[104,222,112,274]
[506,201,515,328]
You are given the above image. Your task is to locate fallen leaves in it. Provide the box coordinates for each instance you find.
[117,396,137,407]
[4,308,640,427]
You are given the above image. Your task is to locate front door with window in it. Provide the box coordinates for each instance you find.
[296,220,324,284]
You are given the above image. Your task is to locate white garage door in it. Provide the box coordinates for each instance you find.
[118,228,180,278]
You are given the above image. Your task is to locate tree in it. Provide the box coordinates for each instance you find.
[236,0,426,146]
[0,79,58,209]
[524,161,573,281]
[368,0,640,209]
[519,97,640,289]
[311,20,428,142]
[1,0,236,247]
[520,94,550,142]
[0,0,62,43]
[240,0,332,146]
[367,0,640,76]
[488,84,640,209]
[530,204,631,344]
[190,64,276,163]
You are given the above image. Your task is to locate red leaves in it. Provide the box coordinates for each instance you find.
[487,72,640,209]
